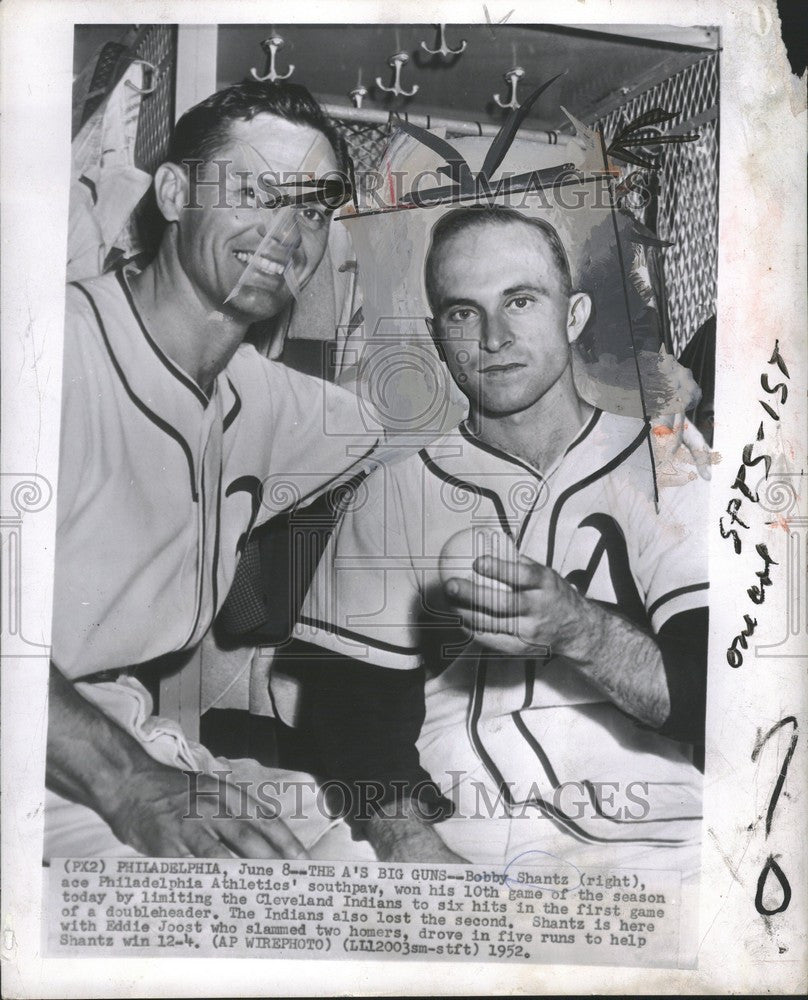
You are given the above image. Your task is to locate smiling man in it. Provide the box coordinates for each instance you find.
[287,205,709,900]
[46,81,379,860]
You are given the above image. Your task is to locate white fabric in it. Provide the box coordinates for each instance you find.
[54,267,382,681]
[200,634,276,717]
[48,266,383,856]
[290,409,708,848]
[44,676,374,860]
[67,62,152,281]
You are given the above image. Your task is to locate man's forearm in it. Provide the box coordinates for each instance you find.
[48,663,310,859]
[365,801,464,864]
[558,600,670,727]
[46,663,154,820]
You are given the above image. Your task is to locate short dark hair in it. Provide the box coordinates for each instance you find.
[167,79,349,176]
[424,205,572,312]
[133,80,350,258]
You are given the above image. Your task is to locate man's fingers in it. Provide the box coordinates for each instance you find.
[452,606,552,656]
[179,822,239,859]
[213,815,309,860]
[472,623,552,657]
[254,816,310,861]
[180,773,308,859]
[670,411,685,451]
[444,576,519,617]
[472,553,550,591]
[681,419,713,481]
[454,604,519,635]
[652,412,713,482]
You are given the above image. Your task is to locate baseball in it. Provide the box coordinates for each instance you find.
[438,526,519,592]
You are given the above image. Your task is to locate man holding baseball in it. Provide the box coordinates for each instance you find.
[282,204,708,884]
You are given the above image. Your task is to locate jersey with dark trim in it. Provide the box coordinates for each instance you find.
[293,408,708,843]
[53,268,380,679]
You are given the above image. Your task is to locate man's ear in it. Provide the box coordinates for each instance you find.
[153,162,189,223]
[566,291,592,345]
[426,316,447,364]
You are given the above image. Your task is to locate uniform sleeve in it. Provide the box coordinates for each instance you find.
[255,356,384,525]
[634,473,710,633]
[655,607,708,747]
[625,473,709,748]
[51,286,104,675]
[294,461,423,671]
[56,286,96,533]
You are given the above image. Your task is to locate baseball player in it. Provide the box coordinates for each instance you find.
[284,206,709,888]
[46,81,381,860]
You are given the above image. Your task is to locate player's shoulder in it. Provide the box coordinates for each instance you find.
[407,428,465,481]
[563,411,649,495]
[594,411,648,459]
[227,345,359,408]
[595,411,708,511]
[63,271,131,371]
[348,430,457,523]
[65,269,139,353]
[66,268,125,305]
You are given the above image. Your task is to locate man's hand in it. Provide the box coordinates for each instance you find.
[651,412,715,483]
[444,553,591,659]
[444,554,670,727]
[107,761,307,859]
[366,802,467,864]
[47,664,307,859]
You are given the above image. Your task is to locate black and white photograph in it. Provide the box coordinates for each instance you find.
[1,2,805,996]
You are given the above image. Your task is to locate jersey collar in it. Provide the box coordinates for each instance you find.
[116,267,215,409]
[115,267,243,438]
[457,406,603,482]
[75,267,229,462]
[420,409,652,542]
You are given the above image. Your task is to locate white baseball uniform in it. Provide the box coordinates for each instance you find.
[291,408,709,867]
[47,266,381,858]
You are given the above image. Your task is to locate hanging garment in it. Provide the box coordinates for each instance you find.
[67,58,152,281]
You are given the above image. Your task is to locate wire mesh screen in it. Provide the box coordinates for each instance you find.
[132,25,177,175]
[593,53,719,356]
[329,117,392,203]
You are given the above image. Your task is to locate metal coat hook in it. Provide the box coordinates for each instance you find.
[350,84,368,108]
[376,52,419,98]
[350,68,368,108]
[125,59,158,95]
[493,66,525,110]
[420,24,467,58]
[250,35,295,83]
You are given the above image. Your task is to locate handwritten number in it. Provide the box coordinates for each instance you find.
[751,716,797,836]
[751,717,797,918]
[723,342,795,925]
[760,374,788,405]
[741,440,772,480]
[754,856,792,916]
